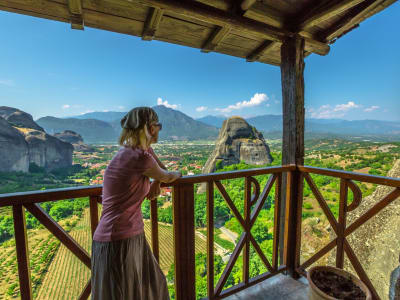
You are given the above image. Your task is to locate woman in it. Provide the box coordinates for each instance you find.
[91,107,181,300]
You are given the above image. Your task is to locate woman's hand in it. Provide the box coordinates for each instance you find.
[144,165,182,183]
[147,180,161,200]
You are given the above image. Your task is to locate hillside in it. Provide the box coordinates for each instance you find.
[36,117,117,144]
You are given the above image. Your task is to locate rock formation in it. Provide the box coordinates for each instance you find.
[335,159,400,299]
[202,116,273,174]
[0,107,73,172]
[54,130,94,152]
[0,106,44,131]
[0,117,30,172]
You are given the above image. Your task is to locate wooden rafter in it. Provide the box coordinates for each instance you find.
[67,0,83,30]
[201,26,230,52]
[246,40,276,62]
[319,0,384,42]
[134,0,330,55]
[299,0,365,29]
[142,7,164,41]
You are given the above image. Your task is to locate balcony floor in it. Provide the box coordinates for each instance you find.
[225,274,309,300]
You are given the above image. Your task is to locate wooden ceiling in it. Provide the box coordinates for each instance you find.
[0,0,397,65]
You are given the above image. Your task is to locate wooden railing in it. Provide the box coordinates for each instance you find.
[296,166,400,300]
[1,165,399,300]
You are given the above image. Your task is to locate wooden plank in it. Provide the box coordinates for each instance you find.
[243,177,251,283]
[201,26,230,53]
[215,181,246,229]
[142,7,164,40]
[336,179,348,269]
[299,0,365,29]
[150,198,160,262]
[172,183,196,300]
[68,0,83,29]
[215,233,246,296]
[272,173,281,270]
[207,181,215,299]
[250,174,276,227]
[13,205,33,300]
[243,2,283,28]
[89,195,99,238]
[298,165,400,187]
[240,0,256,11]
[248,233,274,273]
[82,0,148,22]
[0,185,102,207]
[78,279,91,300]
[25,203,91,268]
[344,240,380,299]
[319,0,381,42]
[0,4,70,23]
[246,40,275,62]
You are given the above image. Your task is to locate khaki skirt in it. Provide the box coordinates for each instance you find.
[91,233,170,300]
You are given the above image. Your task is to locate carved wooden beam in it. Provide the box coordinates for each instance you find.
[142,7,164,41]
[299,0,365,30]
[68,0,83,30]
[201,26,230,53]
[241,0,257,11]
[246,40,276,62]
[319,0,382,42]
[133,0,330,55]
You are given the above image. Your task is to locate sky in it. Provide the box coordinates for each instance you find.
[0,2,399,121]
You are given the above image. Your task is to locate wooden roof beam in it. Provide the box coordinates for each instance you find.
[201,26,230,53]
[246,40,276,62]
[142,7,164,41]
[319,0,382,42]
[68,0,83,30]
[133,0,330,55]
[299,0,365,29]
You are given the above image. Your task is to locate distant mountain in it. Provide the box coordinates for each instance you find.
[36,117,117,143]
[45,106,219,143]
[198,114,400,136]
[73,111,126,122]
[196,115,225,128]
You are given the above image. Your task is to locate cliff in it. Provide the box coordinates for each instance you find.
[54,130,94,152]
[202,116,273,174]
[0,108,73,172]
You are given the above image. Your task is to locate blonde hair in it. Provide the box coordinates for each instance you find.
[118,107,159,147]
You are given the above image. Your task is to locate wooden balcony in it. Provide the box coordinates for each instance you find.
[1,165,400,300]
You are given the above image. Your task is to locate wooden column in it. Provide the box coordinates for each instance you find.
[280,35,305,276]
[13,205,33,300]
[173,183,196,300]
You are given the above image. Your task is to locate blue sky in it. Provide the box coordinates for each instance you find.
[0,2,399,121]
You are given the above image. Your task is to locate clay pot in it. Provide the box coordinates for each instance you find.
[307,266,372,300]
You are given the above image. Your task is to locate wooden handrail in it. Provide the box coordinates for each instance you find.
[298,165,400,187]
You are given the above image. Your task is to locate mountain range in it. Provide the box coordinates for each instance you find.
[35,106,400,144]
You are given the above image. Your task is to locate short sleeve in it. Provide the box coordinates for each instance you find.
[141,151,158,171]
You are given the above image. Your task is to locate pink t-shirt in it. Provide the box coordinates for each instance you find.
[93,146,157,242]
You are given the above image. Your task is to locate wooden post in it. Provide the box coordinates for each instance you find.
[243,177,251,283]
[206,181,215,299]
[150,198,160,262]
[336,179,348,269]
[89,195,99,238]
[280,35,305,276]
[173,183,196,300]
[13,205,33,300]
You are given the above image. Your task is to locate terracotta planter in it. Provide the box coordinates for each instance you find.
[307,266,372,300]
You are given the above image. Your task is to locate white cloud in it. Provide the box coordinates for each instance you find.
[215,93,268,113]
[157,97,178,109]
[80,110,94,115]
[117,106,125,111]
[102,109,110,112]
[333,101,359,112]
[309,101,360,119]
[196,106,208,112]
[62,104,70,109]
[0,79,15,87]
[364,105,379,112]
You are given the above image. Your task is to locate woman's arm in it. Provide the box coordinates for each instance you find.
[143,163,181,183]
[148,147,167,170]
